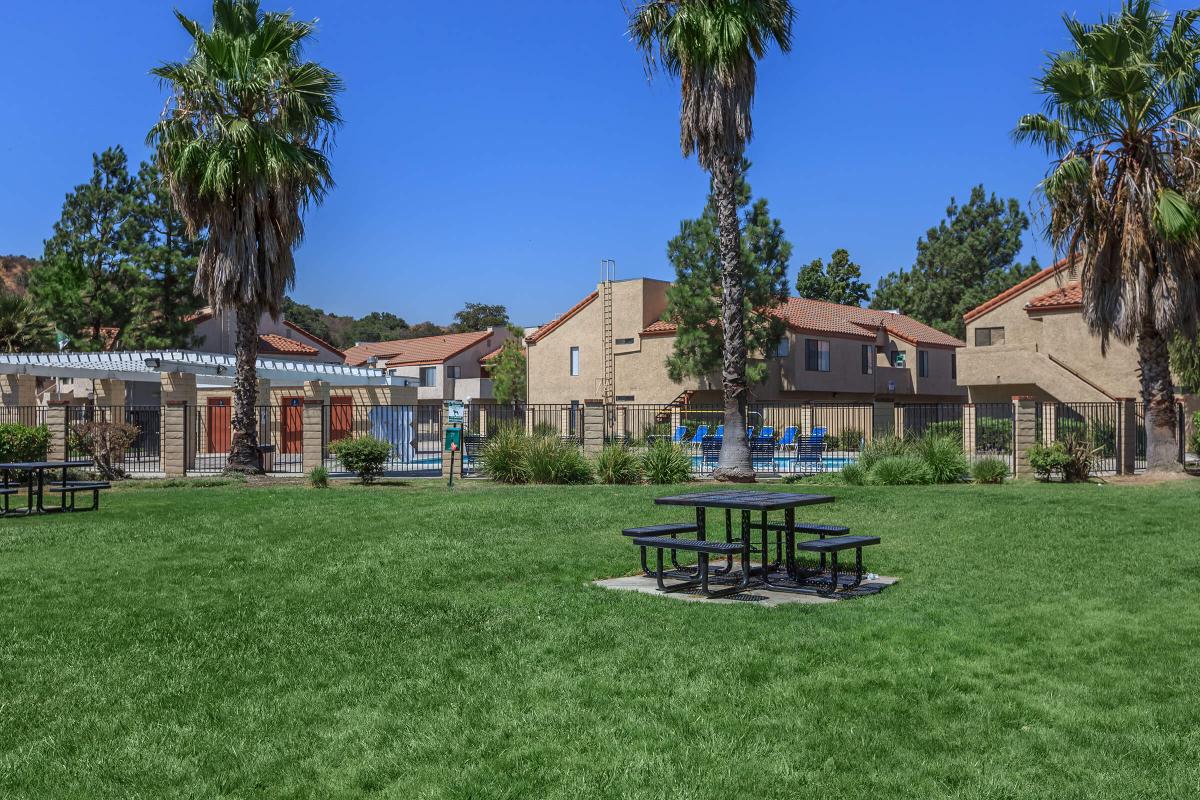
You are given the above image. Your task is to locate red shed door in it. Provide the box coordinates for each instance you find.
[206,397,232,453]
[329,395,353,443]
[281,397,304,454]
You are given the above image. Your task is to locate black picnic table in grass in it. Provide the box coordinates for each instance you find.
[0,460,102,515]
[625,489,880,598]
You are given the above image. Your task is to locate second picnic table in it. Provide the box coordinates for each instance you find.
[0,460,99,515]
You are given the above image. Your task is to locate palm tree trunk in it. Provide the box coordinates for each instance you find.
[227,307,263,474]
[710,155,754,483]
[1138,319,1181,472]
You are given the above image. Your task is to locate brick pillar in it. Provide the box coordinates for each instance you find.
[1042,402,1057,445]
[872,400,895,440]
[800,405,814,438]
[1013,396,1037,479]
[46,400,68,461]
[1117,397,1137,475]
[962,404,977,457]
[160,372,197,476]
[669,407,681,441]
[0,374,36,407]
[302,381,328,473]
[478,404,489,438]
[616,406,627,443]
[93,379,126,409]
[583,399,605,457]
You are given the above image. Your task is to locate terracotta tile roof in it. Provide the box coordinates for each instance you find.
[479,345,506,363]
[185,307,214,324]
[525,292,598,344]
[258,333,318,356]
[1026,281,1082,312]
[642,297,965,348]
[962,258,1075,323]
[344,329,495,368]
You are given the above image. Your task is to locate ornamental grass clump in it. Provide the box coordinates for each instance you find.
[596,444,644,485]
[913,434,969,484]
[480,425,530,484]
[866,455,934,486]
[641,440,692,485]
[857,436,913,472]
[525,435,594,485]
[971,457,1009,484]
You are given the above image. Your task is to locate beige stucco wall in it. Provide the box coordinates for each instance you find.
[194,310,344,363]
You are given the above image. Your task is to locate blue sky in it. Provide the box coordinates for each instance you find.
[0,1,1190,328]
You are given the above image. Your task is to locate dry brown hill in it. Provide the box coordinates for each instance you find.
[0,255,38,296]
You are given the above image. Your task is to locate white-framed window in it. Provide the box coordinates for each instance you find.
[419,366,437,387]
[805,339,830,372]
[569,346,580,376]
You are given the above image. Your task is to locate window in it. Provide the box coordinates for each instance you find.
[861,344,874,375]
[918,350,929,378]
[614,337,635,346]
[974,327,1005,347]
[805,339,830,372]
[419,366,437,387]
[615,395,635,402]
[772,338,790,359]
[446,365,460,380]
[951,352,957,380]
[890,349,907,368]
[569,346,580,376]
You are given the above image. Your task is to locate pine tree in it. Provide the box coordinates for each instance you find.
[795,249,869,306]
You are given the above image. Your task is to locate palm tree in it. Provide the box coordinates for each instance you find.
[629,0,793,481]
[149,0,342,472]
[1016,1,1200,470]
[0,290,55,352]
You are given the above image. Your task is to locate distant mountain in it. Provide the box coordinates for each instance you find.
[0,255,38,296]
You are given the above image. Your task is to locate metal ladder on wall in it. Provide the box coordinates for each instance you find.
[600,259,616,404]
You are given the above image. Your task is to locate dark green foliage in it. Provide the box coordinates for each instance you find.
[349,311,419,344]
[1191,412,1200,456]
[832,428,864,451]
[1056,418,1117,458]
[661,161,790,384]
[308,466,329,489]
[525,437,594,485]
[795,249,869,306]
[857,436,913,471]
[0,289,55,352]
[490,337,527,405]
[595,445,644,485]
[1171,333,1200,394]
[452,303,509,333]
[329,436,392,484]
[914,435,969,483]
[925,419,1013,452]
[866,455,934,486]
[924,421,964,442]
[870,186,1040,339]
[1029,438,1097,482]
[640,440,692,484]
[480,426,530,484]
[971,457,1009,484]
[840,462,867,485]
[0,423,50,463]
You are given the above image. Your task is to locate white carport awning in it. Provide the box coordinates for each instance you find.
[0,351,415,388]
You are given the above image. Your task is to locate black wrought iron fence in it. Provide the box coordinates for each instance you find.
[323,404,442,476]
[1054,402,1120,474]
[62,405,162,474]
[0,406,47,428]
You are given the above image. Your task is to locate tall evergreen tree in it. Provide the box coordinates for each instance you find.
[662,164,790,386]
[795,249,869,306]
[31,147,142,350]
[870,185,1039,338]
[490,334,527,405]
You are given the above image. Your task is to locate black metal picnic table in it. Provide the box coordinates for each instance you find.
[0,460,94,515]
[654,490,838,593]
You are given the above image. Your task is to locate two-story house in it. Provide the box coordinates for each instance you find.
[525,278,965,405]
[343,327,513,403]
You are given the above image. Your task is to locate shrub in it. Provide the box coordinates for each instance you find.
[596,444,643,485]
[525,435,594,484]
[1029,436,1097,482]
[977,417,1014,453]
[70,420,140,480]
[329,435,391,484]
[308,466,329,488]
[914,434,969,483]
[971,457,1009,484]
[480,426,530,484]
[0,422,50,464]
[641,440,692,484]
[841,462,867,485]
[531,422,561,439]
[857,436,912,471]
[867,455,933,485]
[1190,411,1200,457]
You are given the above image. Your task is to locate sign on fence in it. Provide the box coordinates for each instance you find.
[445,400,465,425]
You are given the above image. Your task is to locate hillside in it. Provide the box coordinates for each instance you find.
[0,255,38,295]
[282,297,448,349]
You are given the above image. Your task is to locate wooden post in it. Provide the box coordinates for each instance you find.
[92,379,126,410]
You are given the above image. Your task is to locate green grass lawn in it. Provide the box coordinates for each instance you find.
[1,479,1198,799]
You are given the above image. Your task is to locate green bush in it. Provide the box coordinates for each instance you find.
[858,436,912,471]
[328,435,392,484]
[914,434,969,483]
[596,444,643,485]
[1029,436,1097,482]
[841,462,867,485]
[0,422,50,464]
[971,457,1009,484]
[641,440,692,484]
[977,417,1014,453]
[867,455,933,485]
[481,425,530,484]
[525,436,594,484]
[308,466,329,488]
[1190,411,1200,457]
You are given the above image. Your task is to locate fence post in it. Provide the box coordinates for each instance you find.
[962,404,977,457]
[478,404,489,438]
[1013,396,1037,479]
[1042,402,1057,444]
[872,399,895,440]
[583,399,605,457]
[46,400,68,461]
[1117,397,1136,475]
[617,406,629,442]
[162,401,189,476]
[1179,401,1188,464]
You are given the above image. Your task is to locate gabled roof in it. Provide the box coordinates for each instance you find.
[259,333,318,357]
[183,306,346,358]
[525,292,598,344]
[344,329,496,368]
[1026,282,1082,313]
[962,258,1075,323]
[643,297,964,349]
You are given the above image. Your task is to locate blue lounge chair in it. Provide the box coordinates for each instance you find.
[672,425,688,444]
[795,427,828,465]
[776,426,798,449]
[759,426,775,441]
[691,424,709,443]
[714,425,724,439]
[746,426,755,440]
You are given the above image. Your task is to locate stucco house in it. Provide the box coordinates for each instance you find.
[343,327,513,403]
[525,278,966,406]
